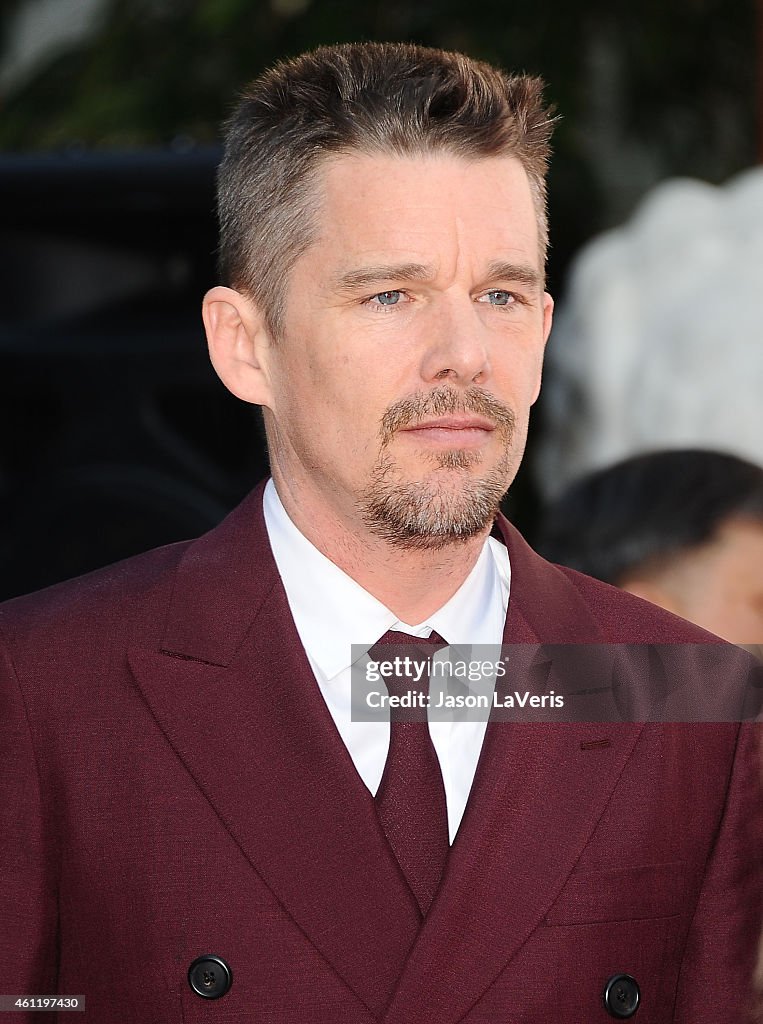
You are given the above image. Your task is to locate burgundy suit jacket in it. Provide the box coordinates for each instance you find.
[1,481,761,1023]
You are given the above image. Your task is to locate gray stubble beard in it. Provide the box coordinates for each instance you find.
[357,386,520,551]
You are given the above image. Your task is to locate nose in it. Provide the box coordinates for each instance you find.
[419,296,491,386]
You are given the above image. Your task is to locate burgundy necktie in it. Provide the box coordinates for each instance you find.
[371,629,449,915]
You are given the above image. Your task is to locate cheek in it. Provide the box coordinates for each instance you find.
[689,586,756,644]
[299,336,362,399]
[528,338,547,394]
[494,330,545,379]
[289,361,380,453]
[493,360,542,413]
[731,593,763,637]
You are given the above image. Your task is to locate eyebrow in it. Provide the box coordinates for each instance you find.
[334,263,434,292]
[333,259,542,293]
[484,260,543,290]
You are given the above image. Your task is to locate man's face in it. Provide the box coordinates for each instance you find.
[260,152,553,548]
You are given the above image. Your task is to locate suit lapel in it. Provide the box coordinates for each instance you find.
[126,483,646,1022]
[383,518,644,1024]
[128,483,419,1019]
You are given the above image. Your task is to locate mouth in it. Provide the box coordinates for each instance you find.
[398,415,496,447]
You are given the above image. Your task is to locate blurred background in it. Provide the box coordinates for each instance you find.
[1,0,761,599]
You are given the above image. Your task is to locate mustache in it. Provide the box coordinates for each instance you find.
[379,386,516,445]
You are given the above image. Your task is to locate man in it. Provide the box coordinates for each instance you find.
[536,449,763,655]
[1,43,760,1023]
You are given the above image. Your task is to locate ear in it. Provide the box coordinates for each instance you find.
[202,286,274,407]
[542,290,554,345]
[530,291,554,405]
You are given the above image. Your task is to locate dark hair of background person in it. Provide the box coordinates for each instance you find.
[217,41,555,339]
[535,449,763,584]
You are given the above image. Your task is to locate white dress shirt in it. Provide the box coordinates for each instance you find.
[262,478,511,841]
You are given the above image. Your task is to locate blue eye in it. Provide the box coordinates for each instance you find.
[485,290,514,306]
[373,290,402,306]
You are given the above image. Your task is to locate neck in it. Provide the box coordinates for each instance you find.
[271,469,492,624]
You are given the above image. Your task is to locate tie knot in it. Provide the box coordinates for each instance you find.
[374,628,447,648]
[368,630,447,721]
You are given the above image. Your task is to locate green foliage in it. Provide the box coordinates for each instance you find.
[0,0,756,259]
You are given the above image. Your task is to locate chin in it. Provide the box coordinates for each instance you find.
[357,456,517,551]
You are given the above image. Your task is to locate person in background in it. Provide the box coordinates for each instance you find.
[536,448,763,654]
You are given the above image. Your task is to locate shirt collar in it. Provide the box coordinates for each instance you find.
[263,479,510,681]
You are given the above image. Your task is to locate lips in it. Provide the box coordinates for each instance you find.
[397,415,496,450]
[401,415,495,433]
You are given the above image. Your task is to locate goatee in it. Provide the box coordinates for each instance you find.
[358,385,519,550]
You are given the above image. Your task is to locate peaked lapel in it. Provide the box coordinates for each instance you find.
[382,518,644,1024]
[128,481,646,1023]
[128,482,420,1019]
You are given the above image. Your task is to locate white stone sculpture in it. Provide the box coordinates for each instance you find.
[536,168,763,498]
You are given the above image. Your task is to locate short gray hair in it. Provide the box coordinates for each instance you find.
[217,41,555,337]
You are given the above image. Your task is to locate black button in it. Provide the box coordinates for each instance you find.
[603,974,640,1018]
[188,955,233,999]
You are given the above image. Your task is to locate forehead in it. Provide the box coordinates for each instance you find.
[307,151,541,277]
